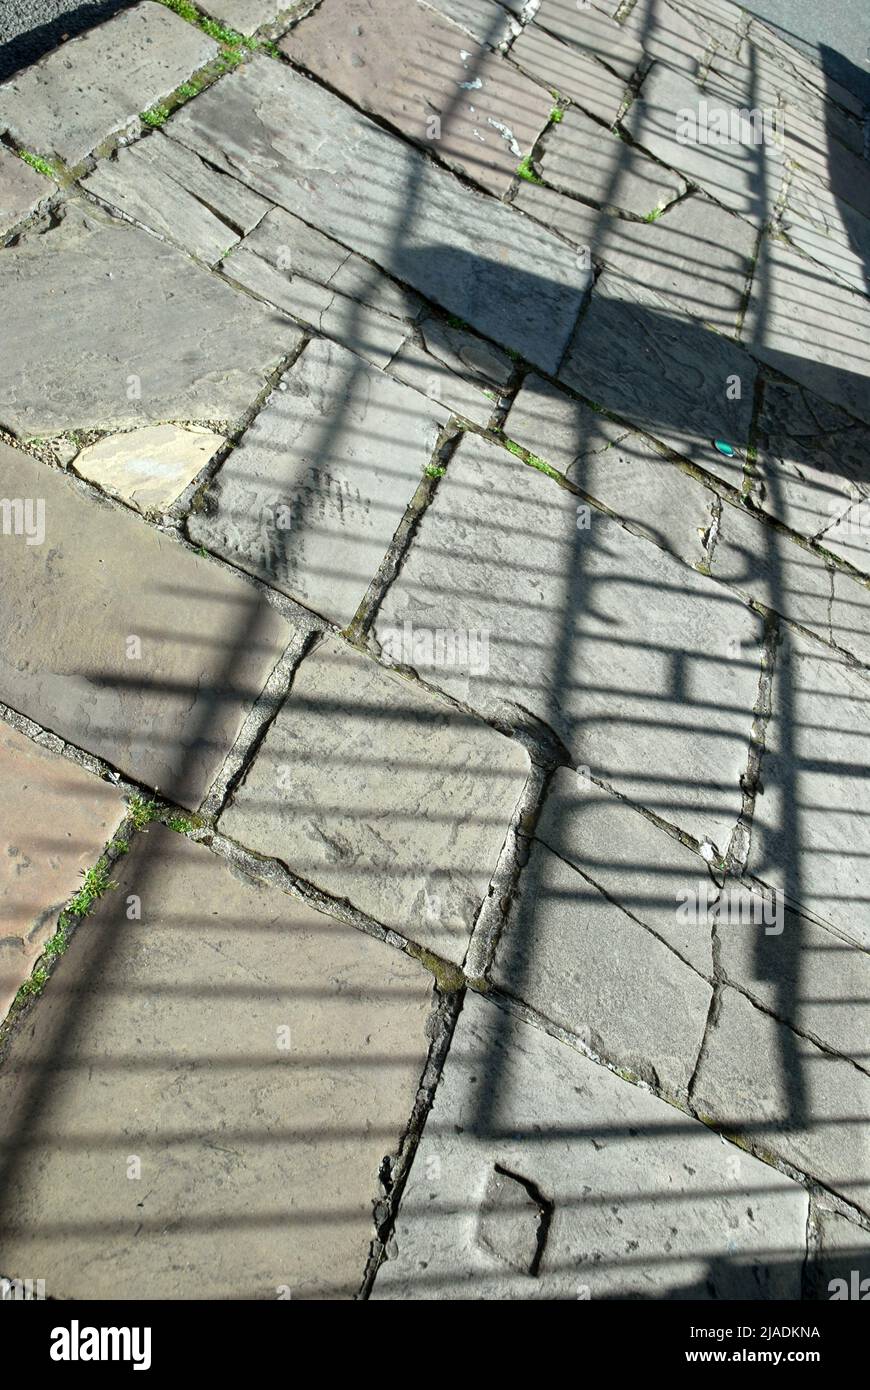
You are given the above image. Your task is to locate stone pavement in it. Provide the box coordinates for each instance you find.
[0,0,868,1301]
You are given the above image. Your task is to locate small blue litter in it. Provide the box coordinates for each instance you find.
[714,439,735,457]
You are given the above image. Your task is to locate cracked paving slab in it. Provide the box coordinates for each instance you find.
[165,55,588,373]
[0,442,294,808]
[508,22,629,126]
[218,633,530,963]
[0,723,126,1023]
[0,826,435,1299]
[188,337,448,627]
[372,990,809,1299]
[0,145,55,238]
[280,0,552,196]
[0,2,219,168]
[0,202,303,436]
[374,431,764,845]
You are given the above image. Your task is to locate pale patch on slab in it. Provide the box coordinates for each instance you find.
[73,424,224,513]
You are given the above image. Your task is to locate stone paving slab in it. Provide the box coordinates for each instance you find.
[692,986,870,1217]
[744,627,870,948]
[492,834,712,1095]
[535,104,685,216]
[506,374,712,563]
[623,61,784,228]
[83,142,248,267]
[418,0,516,48]
[558,272,757,467]
[72,424,225,516]
[0,442,294,807]
[533,0,644,82]
[188,337,447,625]
[709,499,870,665]
[820,504,870,574]
[742,236,870,429]
[753,381,870,542]
[220,634,529,962]
[0,2,218,168]
[0,146,55,238]
[0,723,125,1023]
[0,202,302,435]
[508,22,628,125]
[388,312,513,423]
[281,0,552,196]
[0,826,434,1299]
[781,176,870,299]
[199,0,285,32]
[373,991,809,1299]
[618,0,706,77]
[813,1210,870,1298]
[167,56,588,373]
[374,431,764,846]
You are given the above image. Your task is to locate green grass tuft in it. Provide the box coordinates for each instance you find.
[549,106,564,123]
[141,105,170,128]
[18,150,57,177]
[128,793,161,829]
[424,464,446,478]
[67,858,118,918]
[166,815,195,833]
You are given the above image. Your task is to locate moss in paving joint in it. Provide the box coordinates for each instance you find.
[502,436,563,483]
[548,106,564,124]
[408,946,465,993]
[516,153,543,184]
[141,104,170,128]
[127,792,162,829]
[17,150,59,178]
[424,463,446,478]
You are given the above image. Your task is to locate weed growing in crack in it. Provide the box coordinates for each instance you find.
[503,438,561,481]
[643,206,665,222]
[424,464,446,478]
[166,814,196,833]
[127,793,161,829]
[17,969,48,999]
[18,150,57,178]
[141,105,170,128]
[549,106,565,123]
[516,154,543,184]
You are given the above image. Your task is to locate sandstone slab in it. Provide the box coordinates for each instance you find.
[72,425,224,515]
[219,634,530,962]
[558,272,757,469]
[742,236,870,429]
[167,57,588,372]
[0,146,55,238]
[538,105,684,216]
[373,991,809,1298]
[745,628,870,947]
[692,986,870,1216]
[0,723,125,1023]
[0,3,218,167]
[374,432,765,845]
[506,374,712,563]
[281,0,552,196]
[509,22,628,124]
[0,826,434,1299]
[189,337,447,625]
[0,442,293,807]
[492,835,712,1095]
[0,202,302,435]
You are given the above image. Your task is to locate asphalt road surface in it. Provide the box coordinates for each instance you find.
[0,0,867,103]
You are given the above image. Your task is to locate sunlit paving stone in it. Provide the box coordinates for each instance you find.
[280,0,552,196]
[0,144,54,238]
[375,431,764,845]
[188,337,448,626]
[219,634,529,962]
[71,425,225,516]
[508,21,628,124]
[0,2,218,167]
[0,724,125,1023]
[0,202,302,435]
[0,443,294,806]
[371,992,809,1299]
[0,827,435,1299]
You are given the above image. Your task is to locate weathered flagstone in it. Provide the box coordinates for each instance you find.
[820,503,870,574]
[0,146,55,238]
[744,627,870,948]
[0,826,434,1299]
[506,374,712,563]
[619,0,706,76]
[199,0,285,32]
[533,0,644,81]
[0,2,218,167]
[709,499,870,665]
[166,56,588,372]
[388,313,513,424]
[219,634,529,962]
[374,431,764,846]
[536,105,685,216]
[558,271,757,467]
[742,236,870,429]
[717,891,870,1063]
[508,22,628,124]
[781,174,870,299]
[534,767,716,975]
[753,380,870,540]
[0,723,125,1023]
[83,140,251,266]
[492,835,712,1094]
[692,986,870,1217]
[813,1210,870,1299]
[280,0,552,196]
[418,0,516,47]
[373,991,809,1299]
[188,337,447,625]
[0,442,293,807]
[623,61,785,227]
[133,131,272,235]
[0,202,302,435]
[72,425,225,515]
